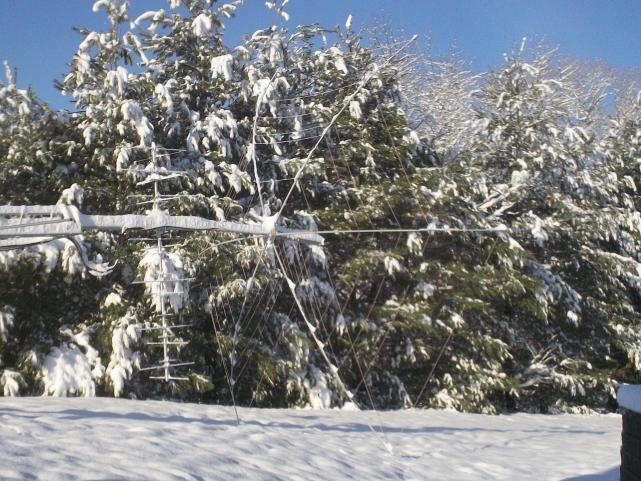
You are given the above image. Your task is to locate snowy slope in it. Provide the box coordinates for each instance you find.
[0,398,621,481]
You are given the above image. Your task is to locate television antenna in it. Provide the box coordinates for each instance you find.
[0,142,324,382]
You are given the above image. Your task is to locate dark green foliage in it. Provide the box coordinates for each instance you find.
[0,2,640,414]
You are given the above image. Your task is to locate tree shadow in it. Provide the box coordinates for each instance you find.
[561,466,619,481]
[0,405,612,436]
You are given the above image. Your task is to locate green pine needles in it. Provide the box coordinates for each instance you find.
[0,1,640,414]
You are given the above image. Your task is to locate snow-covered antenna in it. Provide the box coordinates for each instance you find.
[135,143,194,382]
[0,143,325,385]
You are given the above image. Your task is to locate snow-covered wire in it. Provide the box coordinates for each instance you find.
[256,111,318,120]
[208,290,241,425]
[276,36,418,221]
[275,80,362,102]
[285,226,508,237]
[229,246,267,396]
[197,235,264,257]
[273,245,354,401]
[281,241,398,458]
[256,123,325,138]
[253,133,327,145]
[414,330,455,408]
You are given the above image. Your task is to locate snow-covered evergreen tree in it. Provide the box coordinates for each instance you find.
[401,45,481,161]
[0,60,111,397]
[33,0,423,406]
[464,43,641,412]
[3,3,641,415]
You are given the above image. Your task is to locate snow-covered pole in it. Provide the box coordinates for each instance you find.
[250,71,279,216]
[152,144,161,213]
[157,233,170,382]
[152,144,170,382]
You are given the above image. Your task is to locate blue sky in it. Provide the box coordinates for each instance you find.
[1,0,640,109]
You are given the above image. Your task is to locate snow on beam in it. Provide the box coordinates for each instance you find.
[0,205,61,216]
[0,205,324,245]
[619,385,641,414]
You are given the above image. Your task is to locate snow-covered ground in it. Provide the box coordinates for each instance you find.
[0,398,621,481]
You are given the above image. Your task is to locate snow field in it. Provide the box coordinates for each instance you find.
[0,398,621,481]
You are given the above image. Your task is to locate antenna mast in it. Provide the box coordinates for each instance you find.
[137,143,193,381]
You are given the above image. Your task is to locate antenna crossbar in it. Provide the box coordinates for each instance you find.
[139,324,192,331]
[0,205,325,245]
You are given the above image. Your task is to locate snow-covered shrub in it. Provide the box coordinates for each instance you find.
[1,370,24,397]
[42,345,97,397]
[105,310,140,397]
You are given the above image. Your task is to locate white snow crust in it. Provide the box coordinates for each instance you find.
[0,398,621,481]
[618,384,641,413]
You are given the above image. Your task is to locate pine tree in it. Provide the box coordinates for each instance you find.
[3,3,641,415]
[0,0,424,406]
[0,62,106,397]
[466,43,641,412]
